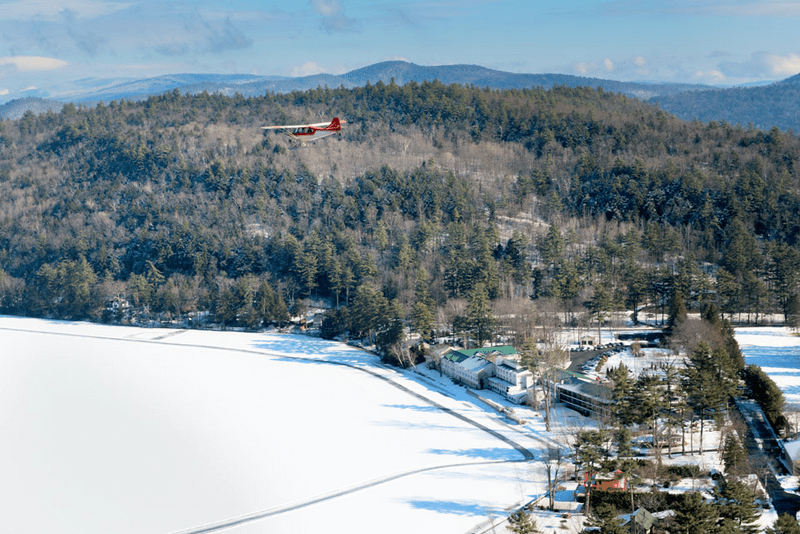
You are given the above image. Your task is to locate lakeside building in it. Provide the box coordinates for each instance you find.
[553,370,613,418]
[438,346,533,404]
[435,345,614,413]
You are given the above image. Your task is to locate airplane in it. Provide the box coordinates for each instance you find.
[261,117,346,146]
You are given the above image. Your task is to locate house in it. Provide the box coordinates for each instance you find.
[575,470,626,501]
[620,508,661,533]
[586,470,627,491]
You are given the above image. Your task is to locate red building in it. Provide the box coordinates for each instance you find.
[584,470,627,491]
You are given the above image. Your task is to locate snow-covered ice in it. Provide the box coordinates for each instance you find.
[6,318,795,533]
[736,327,800,405]
[0,316,550,534]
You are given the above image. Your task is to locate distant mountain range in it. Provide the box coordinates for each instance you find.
[1,60,798,131]
[651,72,800,132]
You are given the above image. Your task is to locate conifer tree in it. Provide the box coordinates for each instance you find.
[465,282,495,347]
[767,513,800,534]
[507,508,540,534]
[715,480,762,534]
[671,492,719,534]
[586,284,612,343]
[682,341,730,453]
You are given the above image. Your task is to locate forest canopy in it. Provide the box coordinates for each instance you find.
[0,81,799,351]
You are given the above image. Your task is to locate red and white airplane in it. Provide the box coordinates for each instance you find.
[261,117,345,146]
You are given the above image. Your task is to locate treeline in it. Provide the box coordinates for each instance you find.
[0,81,799,350]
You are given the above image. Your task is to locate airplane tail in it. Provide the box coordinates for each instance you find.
[329,117,342,130]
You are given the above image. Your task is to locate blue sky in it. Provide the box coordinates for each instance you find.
[1,0,799,101]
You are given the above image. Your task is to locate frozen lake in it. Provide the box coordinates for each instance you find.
[0,317,545,534]
[735,327,800,405]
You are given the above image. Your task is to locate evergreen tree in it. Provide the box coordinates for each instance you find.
[786,293,800,333]
[743,363,787,432]
[541,223,565,267]
[586,284,612,343]
[630,371,667,459]
[607,363,635,426]
[671,492,719,534]
[376,299,405,360]
[622,260,647,324]
[411,268,436,340]
[721,433,749,477]
[575,429,606,516]
[682,341,731,453]
[716,267,741,322]
[349,284,390,344]
[465,282,496,347]
[767,513,800,534]
[666,289,688,332]
[507,508,540,534]
[715,480,762,534]
[504,230,531,285]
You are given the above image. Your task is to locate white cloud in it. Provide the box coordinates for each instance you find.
[765,53,800,76]
[310,0,340,17]
[0,56,68,72]
[633,55,647,67]
[0,89,9,96]
[707,1,800,17]
[718,52,800,81]
[0,0,132,20]
[290,62,325,77]
[693,69,727,84]
[574,61,597,75]
[604,58,614,71]
[309,0,359,32]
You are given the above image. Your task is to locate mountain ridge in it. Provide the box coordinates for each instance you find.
[0,61,710,114]
[1,60,799,131]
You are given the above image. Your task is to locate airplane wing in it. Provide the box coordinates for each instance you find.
[261,121,335,130]
[260,118,346,146]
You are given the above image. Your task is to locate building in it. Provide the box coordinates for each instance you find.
[784,439,800,475]
[440,350,495,389]
[585,470,627,491]
[439,346,533,402]
[487,356,533,404]
[554,370,613,418]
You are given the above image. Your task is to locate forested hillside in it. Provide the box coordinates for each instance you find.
[652,75,800,132]
[1,81,799,358]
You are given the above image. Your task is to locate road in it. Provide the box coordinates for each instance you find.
[733,398,800,518]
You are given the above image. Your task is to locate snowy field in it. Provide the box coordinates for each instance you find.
[735,327,800,405]
[7,318,791,533]
[0,316,563,534]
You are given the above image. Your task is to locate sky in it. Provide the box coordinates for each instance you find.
[1,0,799,102]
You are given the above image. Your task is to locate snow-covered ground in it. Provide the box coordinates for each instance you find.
[0,316,583,534]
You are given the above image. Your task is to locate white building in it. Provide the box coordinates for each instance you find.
[439,346,533,403]
[441,351,495,389]
[487,356,534,404]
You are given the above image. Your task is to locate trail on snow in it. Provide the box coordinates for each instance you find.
[1,324,541,533]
